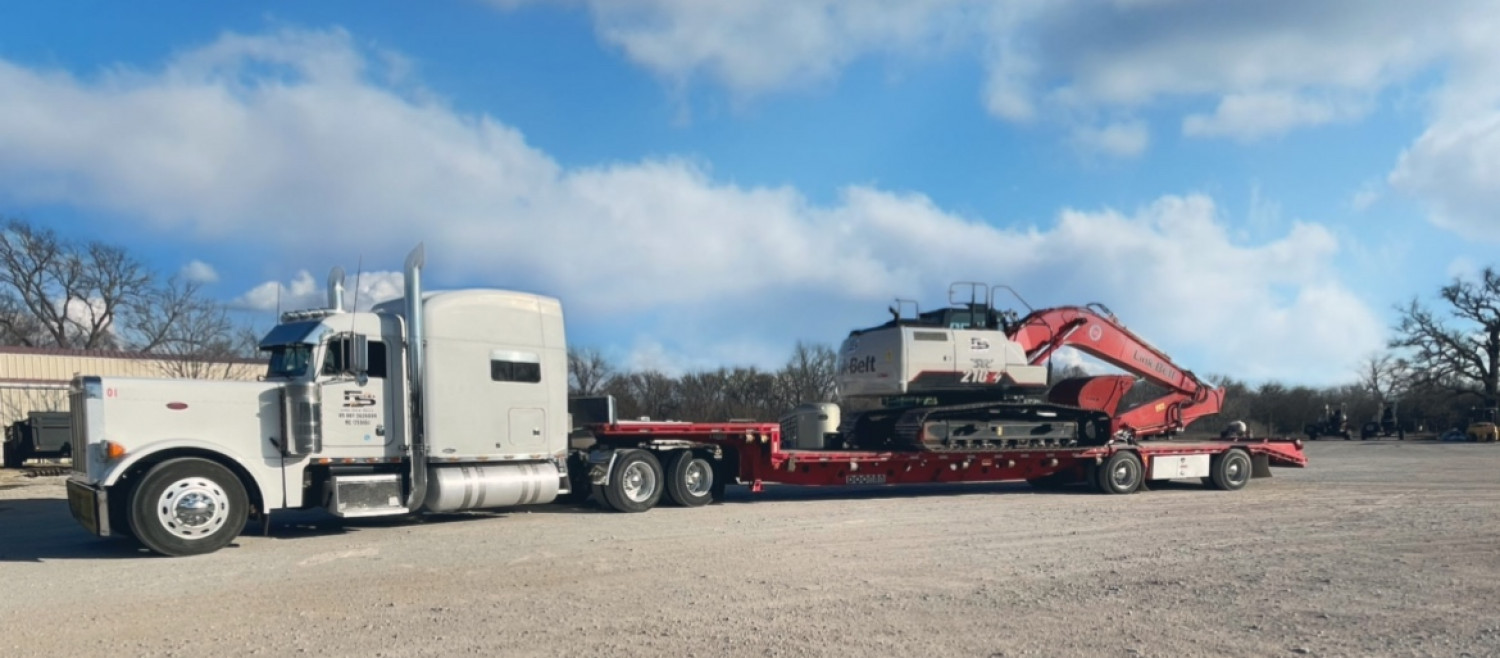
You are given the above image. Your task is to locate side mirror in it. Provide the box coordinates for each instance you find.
[350,333,369,377]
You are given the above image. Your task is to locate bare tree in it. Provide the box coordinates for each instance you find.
[775,342,837,409]
[1392,268,1500,407]
[1,217,256,378]
[1,218,149,349]
[567,347,615,396]
[1357,353,1410,403]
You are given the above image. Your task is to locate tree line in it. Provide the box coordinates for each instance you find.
[8,214,1500,432]
[569,268,1500,435]
[1,217,254,376]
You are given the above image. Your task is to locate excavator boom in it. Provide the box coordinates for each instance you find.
[1009,305,1222,438]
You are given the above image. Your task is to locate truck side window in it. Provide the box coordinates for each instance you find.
[321,338,388,378]
[491,358,541,383]
[367,341,388,378]
[322,339,348,375]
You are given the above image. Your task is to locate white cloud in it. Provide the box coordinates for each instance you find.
[1447,257,1481,281]
[1350,179,1383,212]
[234,269,404,313]
[492,0,1500,232]
[1182,92,1368,141]
[1069,119,1149,158]
[0,28,1383,384]
[180,259,219,284]
[1388,111,1500,241]
[533,0,977,97]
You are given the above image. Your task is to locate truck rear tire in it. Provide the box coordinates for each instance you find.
[129,458,248,556]
[1094,451,1142,495]
[664,451,714,507]
[601,449,663,513]
[1208,449,1251,491]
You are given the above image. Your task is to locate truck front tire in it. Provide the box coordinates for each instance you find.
[129,458,248,556]
[601,449,663,513]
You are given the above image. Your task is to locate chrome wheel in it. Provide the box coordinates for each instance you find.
[155,476,231,540]
[682,459,713,497]
[620,461,659,504]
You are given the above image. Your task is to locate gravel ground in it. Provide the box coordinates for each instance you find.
[2,440,1499,657]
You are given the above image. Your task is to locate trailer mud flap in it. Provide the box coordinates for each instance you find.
[587,450,618,486]
[1251,453,1272,478]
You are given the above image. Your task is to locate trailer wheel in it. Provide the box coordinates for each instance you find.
[1207,449,1251,491]
[664,451,714,507]
[129,457,248,556]
[1095,451,1142,495]
[601,449,663,513]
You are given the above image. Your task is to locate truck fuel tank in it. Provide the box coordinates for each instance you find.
[423,462,561,512]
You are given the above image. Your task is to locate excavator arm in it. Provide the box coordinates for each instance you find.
[1008,305,1223,439]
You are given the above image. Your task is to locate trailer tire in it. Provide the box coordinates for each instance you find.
[601,449,663,513]
[1208,449,1252,491]
[128,457,248,556]
[1095,451,1142,495]
[664,451,714,507]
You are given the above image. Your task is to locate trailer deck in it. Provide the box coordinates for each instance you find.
[589,421,1305,499]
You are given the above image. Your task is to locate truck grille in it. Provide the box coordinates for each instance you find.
[69,385,88,473]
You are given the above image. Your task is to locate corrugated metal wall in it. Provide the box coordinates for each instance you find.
[0,348,264,428]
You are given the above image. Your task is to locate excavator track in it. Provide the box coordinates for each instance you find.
[841,402,1112,453]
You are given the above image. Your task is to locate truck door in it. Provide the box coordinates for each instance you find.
[320,336,394,449]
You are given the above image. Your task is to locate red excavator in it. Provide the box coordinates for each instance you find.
[835,283,1222,452]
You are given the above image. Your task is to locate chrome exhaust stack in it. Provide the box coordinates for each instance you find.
[327,266,346,312]
[402,243,428,512]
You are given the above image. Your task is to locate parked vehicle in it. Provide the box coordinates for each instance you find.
[1305,404,1352,441]
[1361,403,1406,440]
[64,246,1306,556]
[3,411,71,467]
[1465,407,1498,443]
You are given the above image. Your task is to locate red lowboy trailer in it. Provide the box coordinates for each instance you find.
[580,421,1307,512]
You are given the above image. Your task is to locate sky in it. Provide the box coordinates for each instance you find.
[1,0,1497,387]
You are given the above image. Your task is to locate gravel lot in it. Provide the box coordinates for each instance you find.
[2,440,1499,657]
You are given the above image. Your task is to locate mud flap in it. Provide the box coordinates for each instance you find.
[587,449,618,486]
[1251,453,1272,478]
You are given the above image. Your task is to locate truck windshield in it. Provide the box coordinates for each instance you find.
[265,345,315,379]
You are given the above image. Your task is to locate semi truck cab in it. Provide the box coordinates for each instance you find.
[66,245,572,556]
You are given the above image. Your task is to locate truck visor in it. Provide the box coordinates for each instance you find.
[258,320,329,348]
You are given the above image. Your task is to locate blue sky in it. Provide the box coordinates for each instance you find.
[2,1,1497,386]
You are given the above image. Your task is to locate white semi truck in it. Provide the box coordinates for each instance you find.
[65,245,1306,557]
[66,245,583,556]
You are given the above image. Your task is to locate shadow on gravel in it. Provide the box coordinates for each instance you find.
[0,479,1228,561]
[0,496,608,561]
[0,498,148,562]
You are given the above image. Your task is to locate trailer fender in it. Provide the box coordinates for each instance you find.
[587,449,619,486]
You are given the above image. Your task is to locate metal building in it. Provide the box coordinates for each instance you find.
[0,346,264,429]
